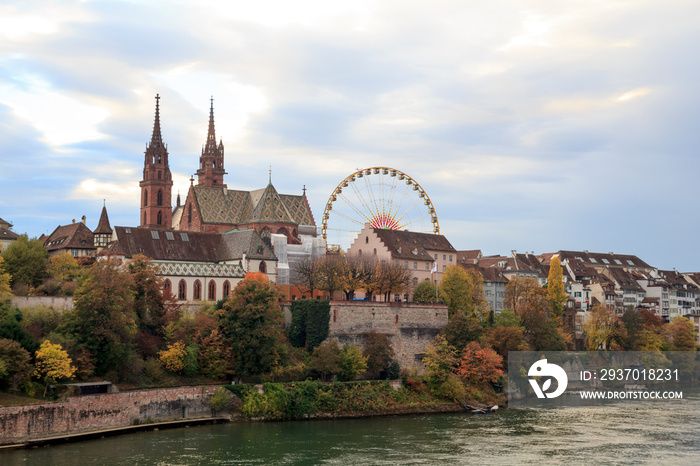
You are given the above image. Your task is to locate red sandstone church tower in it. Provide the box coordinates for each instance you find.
[139,94,173,228]
[196,97,227,187]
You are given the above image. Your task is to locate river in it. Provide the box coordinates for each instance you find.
[3,394,699,465]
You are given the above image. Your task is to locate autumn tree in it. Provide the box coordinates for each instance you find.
[315,255,344,298]
[48,252,80,283]
[481,326,529,364]
[666,316,697,351]
[439,265,488,319]
[457,341,504,387]
[412,280,441,303]
[292,257,320,297]
[219,276,286,378]
[34,340,77,395]
[310,339,341,381]
[338,344,368,381]
[504,276,542,312]
[511,283,567,351]
[1,234,49,290]
[340,256,372,300]
[422,334,465,400]
[0,338,32,393]
[376,260,412,302]
[362,330,395,377]
[0,257,12,300]
[547,256,567,317]
[72,259,137,376]
[158,341,187,374]
[128,255,166,333]
[441,313,483,352]
[584,305,627,350]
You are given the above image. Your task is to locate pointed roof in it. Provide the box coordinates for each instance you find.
[150,94,164,149]
[94,205,112,235]
[250,183,295,223]
[203,96,218,157]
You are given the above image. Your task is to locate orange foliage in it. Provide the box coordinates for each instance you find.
[245,272,269,282]
[456,341,504,386]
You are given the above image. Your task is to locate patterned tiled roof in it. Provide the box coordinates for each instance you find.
[154,261,244,278]
[192,184,316,227]
[44,222,96,252]
[219,229,277,261]
[94,206,112,235]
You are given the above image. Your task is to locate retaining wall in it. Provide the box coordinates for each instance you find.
[11,296,74,310]
[0,386,219,445]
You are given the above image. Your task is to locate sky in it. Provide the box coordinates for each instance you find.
[1,0,699,271]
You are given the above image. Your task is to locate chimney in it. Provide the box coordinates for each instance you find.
[81,215,86,224]
[72,219,75,224]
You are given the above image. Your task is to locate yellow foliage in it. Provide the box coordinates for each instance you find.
[0,257,12,300]
[158,341,187,374]
[34,340,77,383]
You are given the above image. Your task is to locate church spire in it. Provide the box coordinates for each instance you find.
[150,94,163,148]
[196,96,227,188]
[139,94,173,229]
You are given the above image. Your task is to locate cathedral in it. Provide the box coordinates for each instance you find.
[103,95,325,306]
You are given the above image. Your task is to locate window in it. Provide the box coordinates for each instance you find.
[144,190,148,206]
[404,261,408,268]
[443,265,446,272]
[151,230,160,240]
[590,258,597,263]
[178,280,186,300]
[443,254,446,260]
[358,250,363,257]
[627,260,635,266]
[164,279,171,294]
[223,280,231,298]
[193,280,201,300]
[434,254,437,260]
[413,277,418,286]
[373,248,377,255]
[414,262,417,270]
[574,291,582,297]
[208,281,216,301]
[157,211,162,225]
[602,258,610,264]
[425,263,429,270]
[449,255,452,261]
[365,236,369,244]
[259,261,267,274]
[165,231,174,241]
[187,205,192,224]
[157,190,163,206]
[180,232,189,242]
[614,259,622,265]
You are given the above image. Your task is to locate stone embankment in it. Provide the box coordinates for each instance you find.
[0,386,221,446]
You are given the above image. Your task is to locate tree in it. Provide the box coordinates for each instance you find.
[292,257,319,297]
[412,280,441,303]
[128,255,166,333]
[340,256,371,301]
[376,260,412,301]
[457,341,504,386]
[439,265,488,319]
[511,283,567,351]
[422,334,465,400]
[0,300,36,352]
[0,338,32,393]
[666,316,696,351]
[547,257,567,317]
[315,256,344,298]
[47,252,80,284]
[72,259,137,377]
[338,344,368,381]
[219,276,286,378]
[158,341,187,374]
[310,339,341,381]
[0,257,12,300]
[34,340,76,395]
[583,305,627,350]
[441,313,483,352]
[481,326,529,365]
[362,330,395,377]
[1,234,49,290]
[288,299,330,351]
[504,276,542,312]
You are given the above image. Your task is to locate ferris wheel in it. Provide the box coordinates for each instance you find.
[321,167,440,251]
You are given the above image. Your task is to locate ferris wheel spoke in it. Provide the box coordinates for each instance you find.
[397,212,431,231]
[348,178,377,219]
[330,207,368,227]
[363,175,382,220]
[393,191,426,226]
[337,192,373,225]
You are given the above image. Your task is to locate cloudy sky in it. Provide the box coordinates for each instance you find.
[1,0,698,271]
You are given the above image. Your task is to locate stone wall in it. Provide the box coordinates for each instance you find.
[0,386,219,445]
[11,296,74,310]
[283,301,448,370]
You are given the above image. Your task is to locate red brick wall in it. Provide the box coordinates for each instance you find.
[0,386,219,445]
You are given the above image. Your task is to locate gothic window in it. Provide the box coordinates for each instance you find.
[158,171,162,180]
[193,280,202,300]
[259,261,267,274]
[277,228,288,238]
[208,281,216,301]
[188,204,192,224]
[223,280,231,298]
[143,212,147,224]
[178,280,186,300]
[374,248,377,255]
[144,190,148,206]
[365,236,369,244]
[157,211,162,225]
[163,279,171,295]
[157,190,163,206]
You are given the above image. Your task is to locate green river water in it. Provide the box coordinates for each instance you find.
[2,394,699,465]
